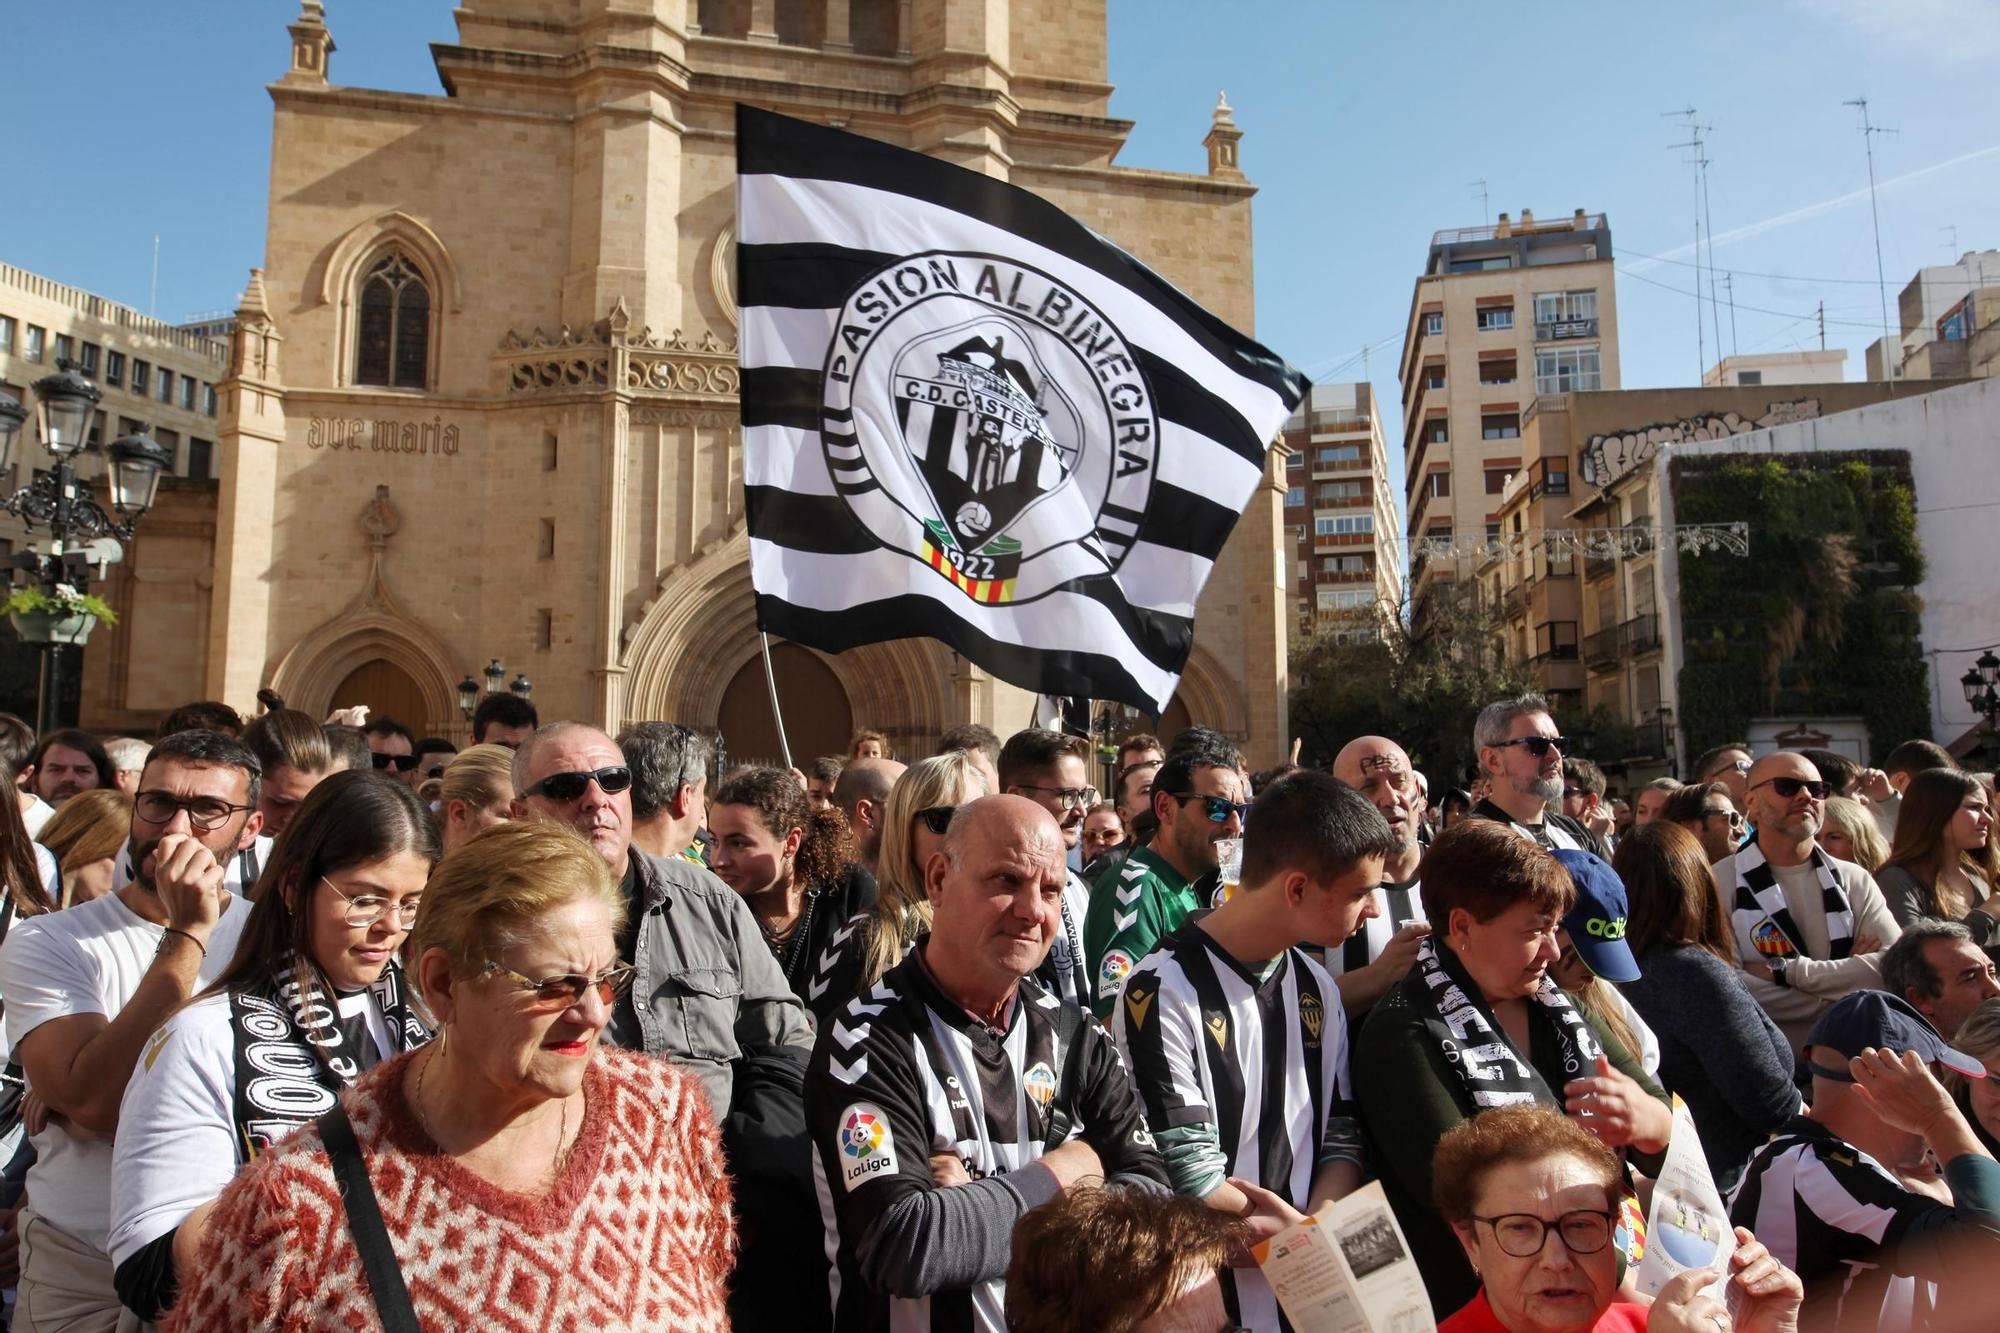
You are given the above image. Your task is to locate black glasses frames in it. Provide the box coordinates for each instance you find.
[371,752,419,772]
[525,766,634,802]
[914,805,958,836]
[1749,776,1830,801]
[1164,791,1250,824]
[1489,736,1571,758]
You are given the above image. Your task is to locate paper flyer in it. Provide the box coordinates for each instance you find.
[1634,1095,1734,1306]
[1254,1181,1436,1333]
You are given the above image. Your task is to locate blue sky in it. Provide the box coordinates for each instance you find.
[4,0,1995,515]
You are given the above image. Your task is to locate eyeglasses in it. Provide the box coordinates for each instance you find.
[424,764,448,780]
[1488,736,1571,758]
[321,876,422,930]
[482,960,637,1011]
[1165,791,1251,825]
[1562,787,1587,799]
[1724,758,1754,774]
[523,765,633,802]
[1015,783,1099,810]
[1703,806,1747,830]
[134,790,256,833]
[371,753,418,773]
[1471,1209,1616,1258]
[915,804,957,836]
[1749,776,1830,801]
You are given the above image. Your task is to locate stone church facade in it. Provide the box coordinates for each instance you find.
[94,0,1290,760]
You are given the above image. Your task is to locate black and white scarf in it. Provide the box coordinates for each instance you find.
[227,958,429,1160]
[1406,935,1604,1109]
[1730,841,1853,963]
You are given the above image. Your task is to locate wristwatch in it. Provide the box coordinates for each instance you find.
[1769,957,1790,988]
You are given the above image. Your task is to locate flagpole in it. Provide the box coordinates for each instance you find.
[759,632,795,770]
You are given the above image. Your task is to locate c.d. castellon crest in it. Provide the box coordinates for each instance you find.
[823,252,1159,606]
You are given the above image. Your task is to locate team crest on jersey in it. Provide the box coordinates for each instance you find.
[822,253,1160,606]
[837,1102,899,1190]
[1205,1013,1228,1048]
[1023,1061,1058,1110]
[1300,992,1324,1049]
[1098,949,1135,999]
[1123,975,1158,1031]
[1749,919,1797,959]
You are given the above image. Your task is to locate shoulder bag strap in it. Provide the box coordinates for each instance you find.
[318,1104,422,1333]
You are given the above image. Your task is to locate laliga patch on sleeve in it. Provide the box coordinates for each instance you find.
[836,1102,899,1190]
[1098,949,1135,999]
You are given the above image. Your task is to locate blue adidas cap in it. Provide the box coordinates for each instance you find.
[1552,848,1640,984]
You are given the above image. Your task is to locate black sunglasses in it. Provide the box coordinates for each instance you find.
[1165,791,1250,825]
[914,804,957,836]
[1489,736,1571,758]
[1751,775,1830,801]
[371,752,418,772]
[524,765,633,802]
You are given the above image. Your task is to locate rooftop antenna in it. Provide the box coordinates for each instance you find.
[1941,224,1959,260]
[148,235,160,319]
[1720,272,1739,358]
[1471,179,1490,227]
[1664,108,1709,381]
[1843,97,1898,380]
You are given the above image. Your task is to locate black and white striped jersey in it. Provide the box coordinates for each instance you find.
[1113,924,1362,1332]
[1315,879,1423,980]
[1729,1115,1964,1333]
[806,944,1168,1333]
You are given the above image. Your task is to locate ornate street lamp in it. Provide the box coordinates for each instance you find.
[1962,653,2000,762]
[0,362,168,731]
[509,671,533,700]
[457,673,481,720]
[483,657,505,695]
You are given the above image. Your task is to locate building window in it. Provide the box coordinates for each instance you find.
[119,416,145,439]
[131,360,150,395]
[1481,413,1521,439]
[537,519,556,560]
[1486,521,1502,540]
[355,251,432,389]
[203,383,218,416]
[1314,514,1373,536]
[0,317,13,354]
[1285,451,1303,472]
[105,350,125,387]
[1737,370,1763,386]
[1534,345,1602,395]
[542,432,559,471]
[1426,471,1451,498]
[157,370,175,404]
[1318,588,1374,610]
[1315,444,1361,465]
[1424,312,1443,336]
[188,437,213,480]
[155,427,181,470]
[1319,480,1365,503]
[88,410,105,449]
[1476,306,1515,332]
[54,334,74,364]
[1426,367,1445,389]
[1479,358,1517,384]
[536,609,554,650]
[177,375,196,410]
[1485,467,1512,494]
[1534,290,1599,339]
[1285,486,1305,507]
[23,326,45,362]
[78,342,100,374]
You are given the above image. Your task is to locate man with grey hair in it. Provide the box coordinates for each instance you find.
[511,721,809,1117]
[103,736,151,795]
[834,756,906,876]
[617,721,714,866]
[1882,918,2000,1039]
[1468,693,1605,855]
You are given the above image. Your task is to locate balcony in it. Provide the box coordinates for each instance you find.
[1584,551,1616,582]
[1501,583,1530,619]
[1525,457,1571,501]
[1583,624,1623,671]
[1536,318,1599,341]
[1623,613,1662,656]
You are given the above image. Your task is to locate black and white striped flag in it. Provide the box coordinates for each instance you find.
[736,105,1306,714]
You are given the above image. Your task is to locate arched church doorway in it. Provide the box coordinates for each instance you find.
[331,659,430,735]
[715,643,852,769]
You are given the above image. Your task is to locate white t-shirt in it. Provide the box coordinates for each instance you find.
[0,890,250,1252]
[108,987,394,1266]
[1599,982,1662,1079]
[114,833,273,896]
[19,797,52,840]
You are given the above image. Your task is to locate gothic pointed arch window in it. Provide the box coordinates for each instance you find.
[355,251,431,388]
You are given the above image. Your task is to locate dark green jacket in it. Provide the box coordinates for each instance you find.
[1354,981,1668,1318]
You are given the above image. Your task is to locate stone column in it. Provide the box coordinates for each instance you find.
[561,88,685,334]
[1239,442,1290,765]
[205,270,286,710]
[591,398,632,729]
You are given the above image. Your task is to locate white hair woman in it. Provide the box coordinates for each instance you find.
[165,820,733,1330]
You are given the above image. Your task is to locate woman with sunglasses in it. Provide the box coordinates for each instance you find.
[1433,1104,1802,1333]
[164,818,733,1331]
[1877,767,2000,940]
[803,751,988,1025]
[707,766,871,1005]
[108,770,439,1322]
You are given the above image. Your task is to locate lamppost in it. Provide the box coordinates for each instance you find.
[456,657,534,722]
[1961,651,2000,763]
[0,363,170,733]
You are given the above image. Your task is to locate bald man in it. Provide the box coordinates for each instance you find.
[511,722,810,1116]
[806,796,1167,1330]
[1711,749,1902,1050]
[1325,737,1432,1016]
[835,756,907,876]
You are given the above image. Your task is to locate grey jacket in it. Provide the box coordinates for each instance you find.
[611,848,813,1119]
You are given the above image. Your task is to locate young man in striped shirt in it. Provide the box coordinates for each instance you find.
[805,795,1167,1332]
[1115,771,1397,1331]
[1731,990,2000,1332]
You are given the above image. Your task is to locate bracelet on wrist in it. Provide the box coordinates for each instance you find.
[158,926,207,958]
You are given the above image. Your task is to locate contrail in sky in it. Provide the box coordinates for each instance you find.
[1627,141,2000,271]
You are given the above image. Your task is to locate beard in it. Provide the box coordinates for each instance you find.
[1515,772,1564,805]
[124,833,159,892]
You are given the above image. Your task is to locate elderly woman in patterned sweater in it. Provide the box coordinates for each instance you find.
[165,819,735,1331]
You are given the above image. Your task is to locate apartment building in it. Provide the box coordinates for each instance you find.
[1398,209,1620,629]
[0,262,228,487]
[1280,382,1402,640]
[1703,349,1846,386]
[1867,249,2000,381]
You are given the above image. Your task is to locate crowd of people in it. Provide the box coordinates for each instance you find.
[0,687,1989,1331]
